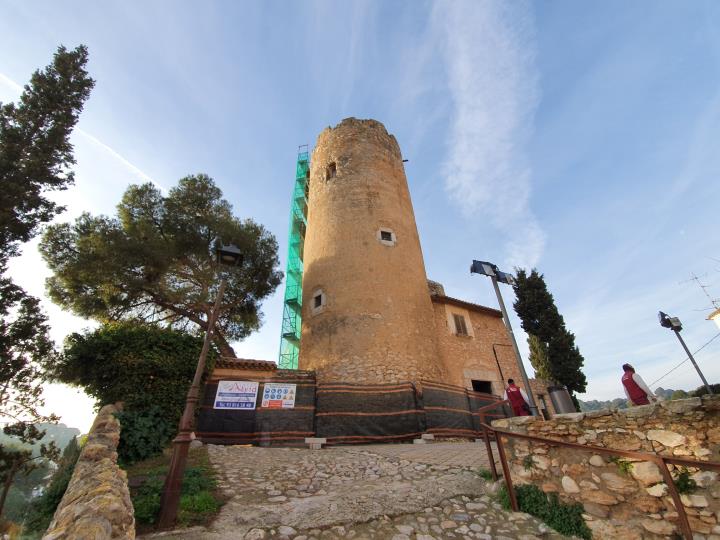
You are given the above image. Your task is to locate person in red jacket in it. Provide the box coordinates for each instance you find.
[621,364,657,406]
[503,379,531,416]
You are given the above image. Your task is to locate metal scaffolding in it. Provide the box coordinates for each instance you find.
[278,145,309,369]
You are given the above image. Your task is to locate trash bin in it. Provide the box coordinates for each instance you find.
[548,385,576,414]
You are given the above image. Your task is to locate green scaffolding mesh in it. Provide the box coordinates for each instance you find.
[278,146,310,369]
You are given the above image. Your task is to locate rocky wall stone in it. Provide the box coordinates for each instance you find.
[43,403,134,540]
[492,396,720,539]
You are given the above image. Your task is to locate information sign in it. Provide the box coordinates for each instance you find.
[261,383,297,409]
[213,380,259,410]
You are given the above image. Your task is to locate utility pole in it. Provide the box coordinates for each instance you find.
[471,260,539,416]
[658,311,713,395]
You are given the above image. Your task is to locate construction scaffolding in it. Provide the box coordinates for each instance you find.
[278,146,310,369]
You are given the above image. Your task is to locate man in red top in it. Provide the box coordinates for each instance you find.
[503,378,531,416]
[621,364,657,406]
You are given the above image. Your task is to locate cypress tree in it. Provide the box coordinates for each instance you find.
[513,269,587,397]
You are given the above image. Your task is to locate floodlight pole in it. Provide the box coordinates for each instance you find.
[672,329,713,396]
[489,275,540,416]
[158,278,227,528]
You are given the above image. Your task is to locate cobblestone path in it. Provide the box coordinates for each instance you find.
[142,442,568,540]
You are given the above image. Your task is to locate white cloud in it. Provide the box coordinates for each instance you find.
[434,0,544,269]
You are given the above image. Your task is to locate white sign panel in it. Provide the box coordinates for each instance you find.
[213,380,259,410]
[262,383,297,409]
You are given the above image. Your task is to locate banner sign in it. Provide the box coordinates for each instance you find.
[262,383,297,409]
[213,380,259,410]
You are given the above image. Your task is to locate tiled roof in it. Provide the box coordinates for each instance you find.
[215,357,278,371]
[430,294,502,318]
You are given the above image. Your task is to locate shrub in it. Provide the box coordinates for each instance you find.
[115,407,176,466]
[498,483,591,540]
[131,465,220,526]
[477,468,494,481]
[673,468,697,494]
[51,322,216,464]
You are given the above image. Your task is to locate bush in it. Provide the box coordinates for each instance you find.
[673,468,697,494]
[115,407,176,466]
[52,322,216,464]
[132,465,220,526]
[498,483,591,540]
[23,438,82,536]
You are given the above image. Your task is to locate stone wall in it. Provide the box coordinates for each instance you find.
[492,396,720,539]
[44,403,134,540]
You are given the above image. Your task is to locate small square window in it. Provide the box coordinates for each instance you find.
[453,314,468,336]
[326,163,336,180]
[314,294,323,308]
[380,230,393,242]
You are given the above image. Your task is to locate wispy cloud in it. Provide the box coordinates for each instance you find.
[433,0,544,268]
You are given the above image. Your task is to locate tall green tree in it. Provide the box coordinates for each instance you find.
[0,45,94,262]
[527,333,550,381]
[513,269,587,397]
[0,45,94,496]
[40,176,282,357]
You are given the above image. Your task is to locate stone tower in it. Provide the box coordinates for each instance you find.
[299,118,445,383]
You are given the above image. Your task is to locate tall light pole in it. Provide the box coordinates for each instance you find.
[471,260,539,416]
[158,240,243,528]
[658,311,713,396]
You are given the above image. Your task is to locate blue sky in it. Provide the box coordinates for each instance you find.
[2,1,719,431]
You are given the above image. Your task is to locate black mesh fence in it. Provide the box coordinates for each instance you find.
[197,376,509,446]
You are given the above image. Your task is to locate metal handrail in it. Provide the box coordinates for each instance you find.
[480,421,720,540]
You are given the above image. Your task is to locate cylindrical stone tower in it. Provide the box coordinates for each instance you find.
[299,118,445,383]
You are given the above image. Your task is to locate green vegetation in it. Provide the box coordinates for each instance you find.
[0,44,93,523]
[522,455,536,471]
[50,322,214,465]
[498,483,591,540]
[608,456,633,476]
[23,437,82,537]
[477,468,494,481]
[673,467,697,495]
[126,447,223,531]
[512,269,587,406]
[40,174,282,357]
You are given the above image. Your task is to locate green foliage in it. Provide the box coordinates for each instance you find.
[0,45,93,516]
[670,389,689,400]
[24,437,81,535]
[132,465,220,526]
[522,455,536,471]
[608,456,633,475]
[477,468,494,481]
[673,467,697,494]
[512,269,587,396]
[691,383,720,397]
[498,483,591,539]
[50,322,213,464]
[115,407,176,466]
[527,334,550,382]
[0,45,94,260]
[41,175,282,357]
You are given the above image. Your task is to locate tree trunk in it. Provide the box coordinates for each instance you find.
[0,459,19,518]
[213,330,236,359]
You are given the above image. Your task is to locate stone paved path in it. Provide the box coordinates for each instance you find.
[141,442,569,540]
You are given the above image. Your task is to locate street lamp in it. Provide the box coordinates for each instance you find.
[658,311,713,396]
[158,240,243,528]
[471,260,539,416]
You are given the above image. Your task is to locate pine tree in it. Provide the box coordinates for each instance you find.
[513,269,587,397]
[527,334,551,381]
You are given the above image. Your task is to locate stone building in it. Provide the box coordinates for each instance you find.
[298,118,529,399]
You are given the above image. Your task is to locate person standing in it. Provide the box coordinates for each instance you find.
[621,364,657,406]
[503,378,531,416]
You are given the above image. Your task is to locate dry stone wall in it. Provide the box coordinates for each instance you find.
[492,396,720,539]
[43,403,134,540]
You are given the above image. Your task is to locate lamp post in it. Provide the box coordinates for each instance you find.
[158,240,243,528]
[471,260,539,416]
[658,311,713,396]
